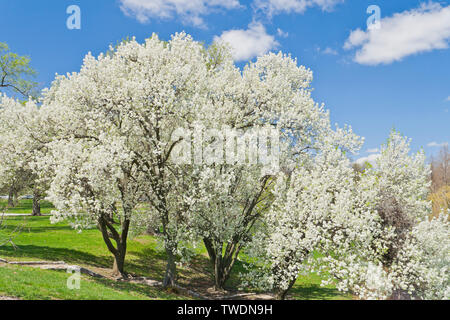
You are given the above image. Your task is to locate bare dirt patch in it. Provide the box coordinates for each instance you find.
[0,296,20,300]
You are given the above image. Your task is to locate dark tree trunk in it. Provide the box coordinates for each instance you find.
[98,214,130,278]
[32,196,41,216]
[275,290,288,301]
[390,289,414,300]
[214,253,224,290]
[204,238,241,291]
[163,244,177,288]
[8,188,14,207]
[274,276,298,300]
[112,246,126,277]
[160,203,178,288]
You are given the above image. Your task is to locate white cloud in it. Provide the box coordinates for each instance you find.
[446,96,450,102]
[254,0,344,16]
[214,22,279,61]
[427,142,449,148]
[277,28,289,38]
[344,2,450,65]
[119,0,242,27]
[366,148,380,154]
[315,46,338,56]
[321,47,338,55]
[355,153,381,166]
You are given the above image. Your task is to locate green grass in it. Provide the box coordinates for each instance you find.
[0,215,352,300]
[0,264,182,300]
[0,216,172,281]
[0,199,55,214]
[290,273,352,300]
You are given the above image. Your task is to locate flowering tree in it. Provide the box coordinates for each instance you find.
[242,138,371,300]
[41,36,366,288]
[185,49,363,290]
[38,66,151,277]
[13,31,446,298]
[41,134,144,277]
[337,131,448,299]
[0,95,45,216]
[40,33,214,283]
[319,131,448,299]
[189,164,275,290]
[244,131,449,300]
[0,42,37,98]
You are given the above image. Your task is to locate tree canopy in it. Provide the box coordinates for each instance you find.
[0,33,447,299]
[0,42,37,98]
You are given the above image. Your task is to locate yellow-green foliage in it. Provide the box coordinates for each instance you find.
[429,185,450,217]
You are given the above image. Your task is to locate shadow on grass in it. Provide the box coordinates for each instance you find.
[89,277,187,300]
[126,247,169,280]
[128,246,214,288]
[0,224,74,234]
[0,245,112,268]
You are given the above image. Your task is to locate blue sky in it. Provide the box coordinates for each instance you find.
[1,0,449,161]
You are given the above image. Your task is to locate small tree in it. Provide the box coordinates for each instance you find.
[0,95,44,216]
[42,137,144,277]
[0,43,37,98]
[38,87,146,277]
[190,165,275,290]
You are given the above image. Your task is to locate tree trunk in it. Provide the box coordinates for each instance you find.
[274,277,298,300]
[32,196,41,216]
[214,251,227,291]
[275,290,288,301]
[163,242,177,288]
[204,238,240,291]
[98,214,130,278]
[112,247,126,277]
[160,201,178,288]
[13,190,19,206]
[8,188,14,207]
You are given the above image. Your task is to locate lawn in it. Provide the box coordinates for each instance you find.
[0,204,352,300]
[0,199,56,214]
[0,264,182,300]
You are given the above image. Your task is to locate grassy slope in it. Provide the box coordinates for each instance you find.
[0,264,183,300]
[0,201,352,300]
